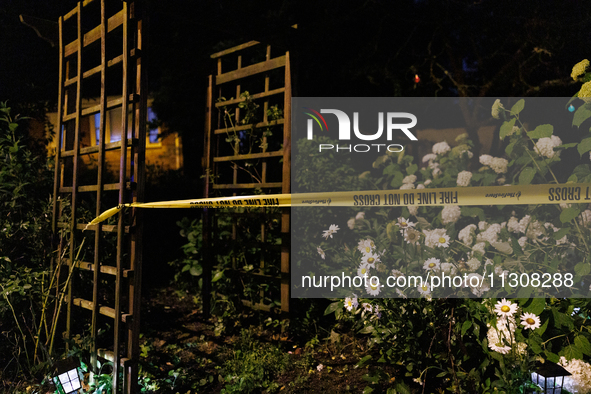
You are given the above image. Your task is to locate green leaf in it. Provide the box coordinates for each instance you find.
[461,320,472,336]
[324,301,343,315]
[578,137,591,157]
[461,207,485,220]
[510,99,525,116]
[560,207,580,223]
[523,298,545,315]
[538,318,549,336]
[573,104,591,127]
[358,325,375,334]
[499,118,516,140]
[363,385,375,393]
[356,355,372,368]
[544,350,560,363]
[575,335,591,356]
[393,381,412,394]
[212,271,224,282]
[406,163,418,175]
[575,262,591,277]
[527,124,553,139]
[519,167,536,185]
[560,344,583,361]
[189,265,203,276]
[552,227,570,240]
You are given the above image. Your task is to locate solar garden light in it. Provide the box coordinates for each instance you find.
[52,357,82,394]
[530,361,571,394]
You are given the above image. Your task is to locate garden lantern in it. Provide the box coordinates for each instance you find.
[530,362,571,394]
[52,358,82,394]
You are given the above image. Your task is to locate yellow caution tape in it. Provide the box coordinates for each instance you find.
[87,183,591,226]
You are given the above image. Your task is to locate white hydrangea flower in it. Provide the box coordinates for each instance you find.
[490,157,509,174]
[441,205,461,225]
[458,224,477,245]
[400,183,415,190]
[422,153,437,163]
[534,135,562,159]
[456,170,472,187]
[496,177,506,185]
[478,221,489,231]
[579,210,591,226]
[355,212,365,220]
[477,223,502,244]
[559,202,571,209]
[518,236,528,248]
[507,217,520,233]
[417,183,425,189]
[347,218,356,229]
[424,179,432,186]
[407,205,418,216]
[432,167,441,176]
[479,154,493,166]
[403,174,417,184]
[525,220,544,240]
[491,99,504,120]
[559,356,591,393]
[441,263,457,275]
[432,141,451,155]
[467,258,481,271]
[472,242,486,255]
[518,215,531,233]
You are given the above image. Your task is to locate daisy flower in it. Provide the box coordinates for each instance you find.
[322,224,340,239]
[357,263,371,278]
[391,269,404,278]
[404,228,421,245]
[361,252,380,267]
[423,257,440,271]
[357,239,375,254]
[397,217,416,233]
[521,312,541,330]
[362,303,373,313]
[344,294,358,311]
[434,233,450,248]
[494,298,518,317]
[366,281,383,296]
[417,282,431,296]
[317,247,325,259]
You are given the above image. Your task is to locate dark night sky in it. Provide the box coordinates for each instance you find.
[2,1,591,131]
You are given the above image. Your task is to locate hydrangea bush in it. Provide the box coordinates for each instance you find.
[316,62,591,392]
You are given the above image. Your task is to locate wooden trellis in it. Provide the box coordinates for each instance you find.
[203,41,291,316]
[51,1,146,392]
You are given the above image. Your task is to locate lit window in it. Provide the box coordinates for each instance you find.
[94,113,101,145]
[147,108,159,143]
